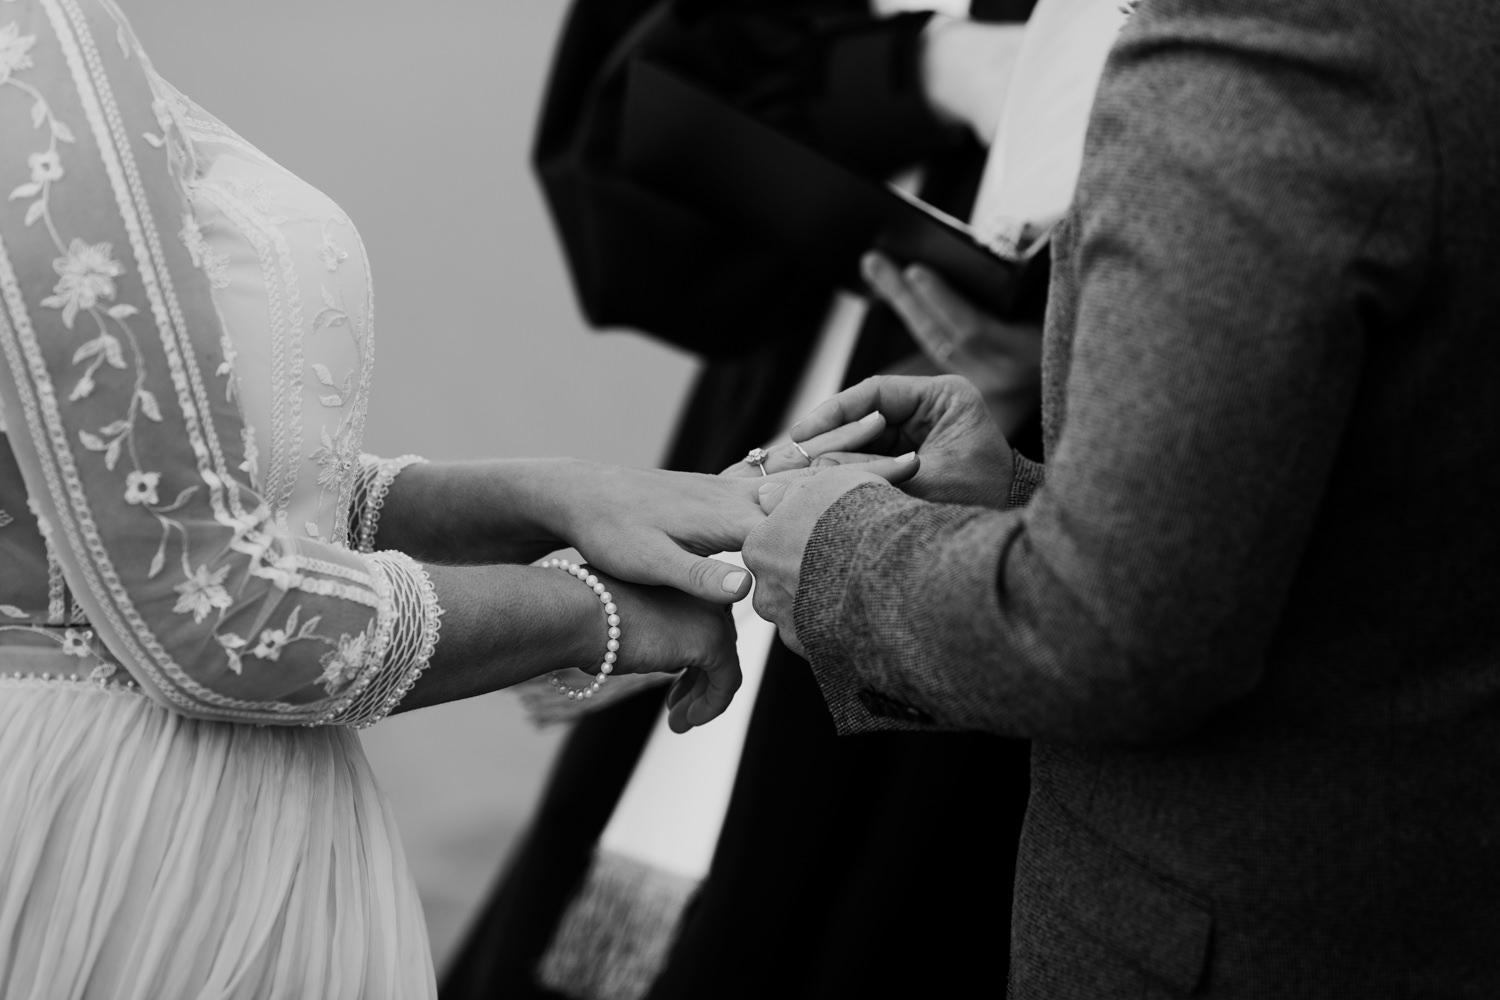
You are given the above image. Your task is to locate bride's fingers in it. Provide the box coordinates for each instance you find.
[719,412,889,479]
[756,455,917,514]
[810,451,921,483]
[665,668,704,719]
[667,668,711,733]
[794,411,887,461]
[636,542,754,603]
[667,650,742,733]
[839,452,920,487]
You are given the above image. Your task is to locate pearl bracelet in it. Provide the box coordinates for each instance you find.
[544,558,620,700]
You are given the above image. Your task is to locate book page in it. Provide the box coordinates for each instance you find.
[970,0,1128,245]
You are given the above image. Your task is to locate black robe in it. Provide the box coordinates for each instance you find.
[443,4,1036,996]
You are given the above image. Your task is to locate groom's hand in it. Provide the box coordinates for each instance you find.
[790,374,1016,508]
[741,464,909,658]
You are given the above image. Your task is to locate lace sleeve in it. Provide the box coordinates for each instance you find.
[0,0,438,726]
[348,453,425,554]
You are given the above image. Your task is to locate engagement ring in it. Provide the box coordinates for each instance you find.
[744,447,770,475]
[790,440,813,466]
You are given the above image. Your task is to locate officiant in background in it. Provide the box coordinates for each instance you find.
[438,2,1117,997]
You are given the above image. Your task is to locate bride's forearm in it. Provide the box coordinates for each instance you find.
[369,456,766,606]
[391,562,601,713]
[371,458,588,564]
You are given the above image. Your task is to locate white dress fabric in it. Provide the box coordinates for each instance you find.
[0,0,437,996]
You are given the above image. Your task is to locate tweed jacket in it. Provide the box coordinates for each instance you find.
[793,0,1500,995]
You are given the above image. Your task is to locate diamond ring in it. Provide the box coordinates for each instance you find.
[744,447,770,476]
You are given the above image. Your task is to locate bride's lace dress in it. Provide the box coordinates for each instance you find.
[0,1,440,995]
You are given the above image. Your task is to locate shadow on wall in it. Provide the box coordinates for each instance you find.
[127,0,698,967]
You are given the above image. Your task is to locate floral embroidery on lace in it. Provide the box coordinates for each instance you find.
[41,237,123,326]
[172,564,232,622]
[122,468,157,505]
[0,0,436,725]
[0,22,36,83]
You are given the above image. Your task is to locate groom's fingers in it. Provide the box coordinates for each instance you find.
[788,376,928,444]
[756,468,815,514]
[813,452,921,487]
[759,455,921,513]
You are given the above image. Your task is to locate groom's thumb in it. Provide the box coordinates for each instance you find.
[757,479,790,515]
[758,467,817,515]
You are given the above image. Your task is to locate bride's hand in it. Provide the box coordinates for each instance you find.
[541,463,769,604]
[589,575,742,730]
[719,412,924,485]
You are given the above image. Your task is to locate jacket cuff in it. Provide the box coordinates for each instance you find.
[1008,451,1045,509]
[793,481,951,734]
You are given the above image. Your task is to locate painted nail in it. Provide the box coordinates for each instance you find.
[858,411,883,425]
[895,452,917,463]
[722,571,747,594]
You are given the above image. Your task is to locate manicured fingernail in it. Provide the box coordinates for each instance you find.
[896,452,917,463]
[722,571,747,594]
[858,411,882,425]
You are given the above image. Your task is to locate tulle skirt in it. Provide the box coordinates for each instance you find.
[0,647,436,1000]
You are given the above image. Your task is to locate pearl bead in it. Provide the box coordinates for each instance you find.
[546,557,626,701]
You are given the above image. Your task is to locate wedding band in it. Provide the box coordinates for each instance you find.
[744,447,770,476]
[790,440,813,466]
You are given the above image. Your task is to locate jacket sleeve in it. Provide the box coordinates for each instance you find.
[0,0,438,726]
[792,0,1435,743]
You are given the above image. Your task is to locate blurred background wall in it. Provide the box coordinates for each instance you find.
[127,0,699,970]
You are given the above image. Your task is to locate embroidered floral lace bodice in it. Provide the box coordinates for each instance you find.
[0,0,436,725]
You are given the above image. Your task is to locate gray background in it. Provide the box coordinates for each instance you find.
[128,0,699,968]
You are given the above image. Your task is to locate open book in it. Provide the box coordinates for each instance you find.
[620,60,1050,320]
